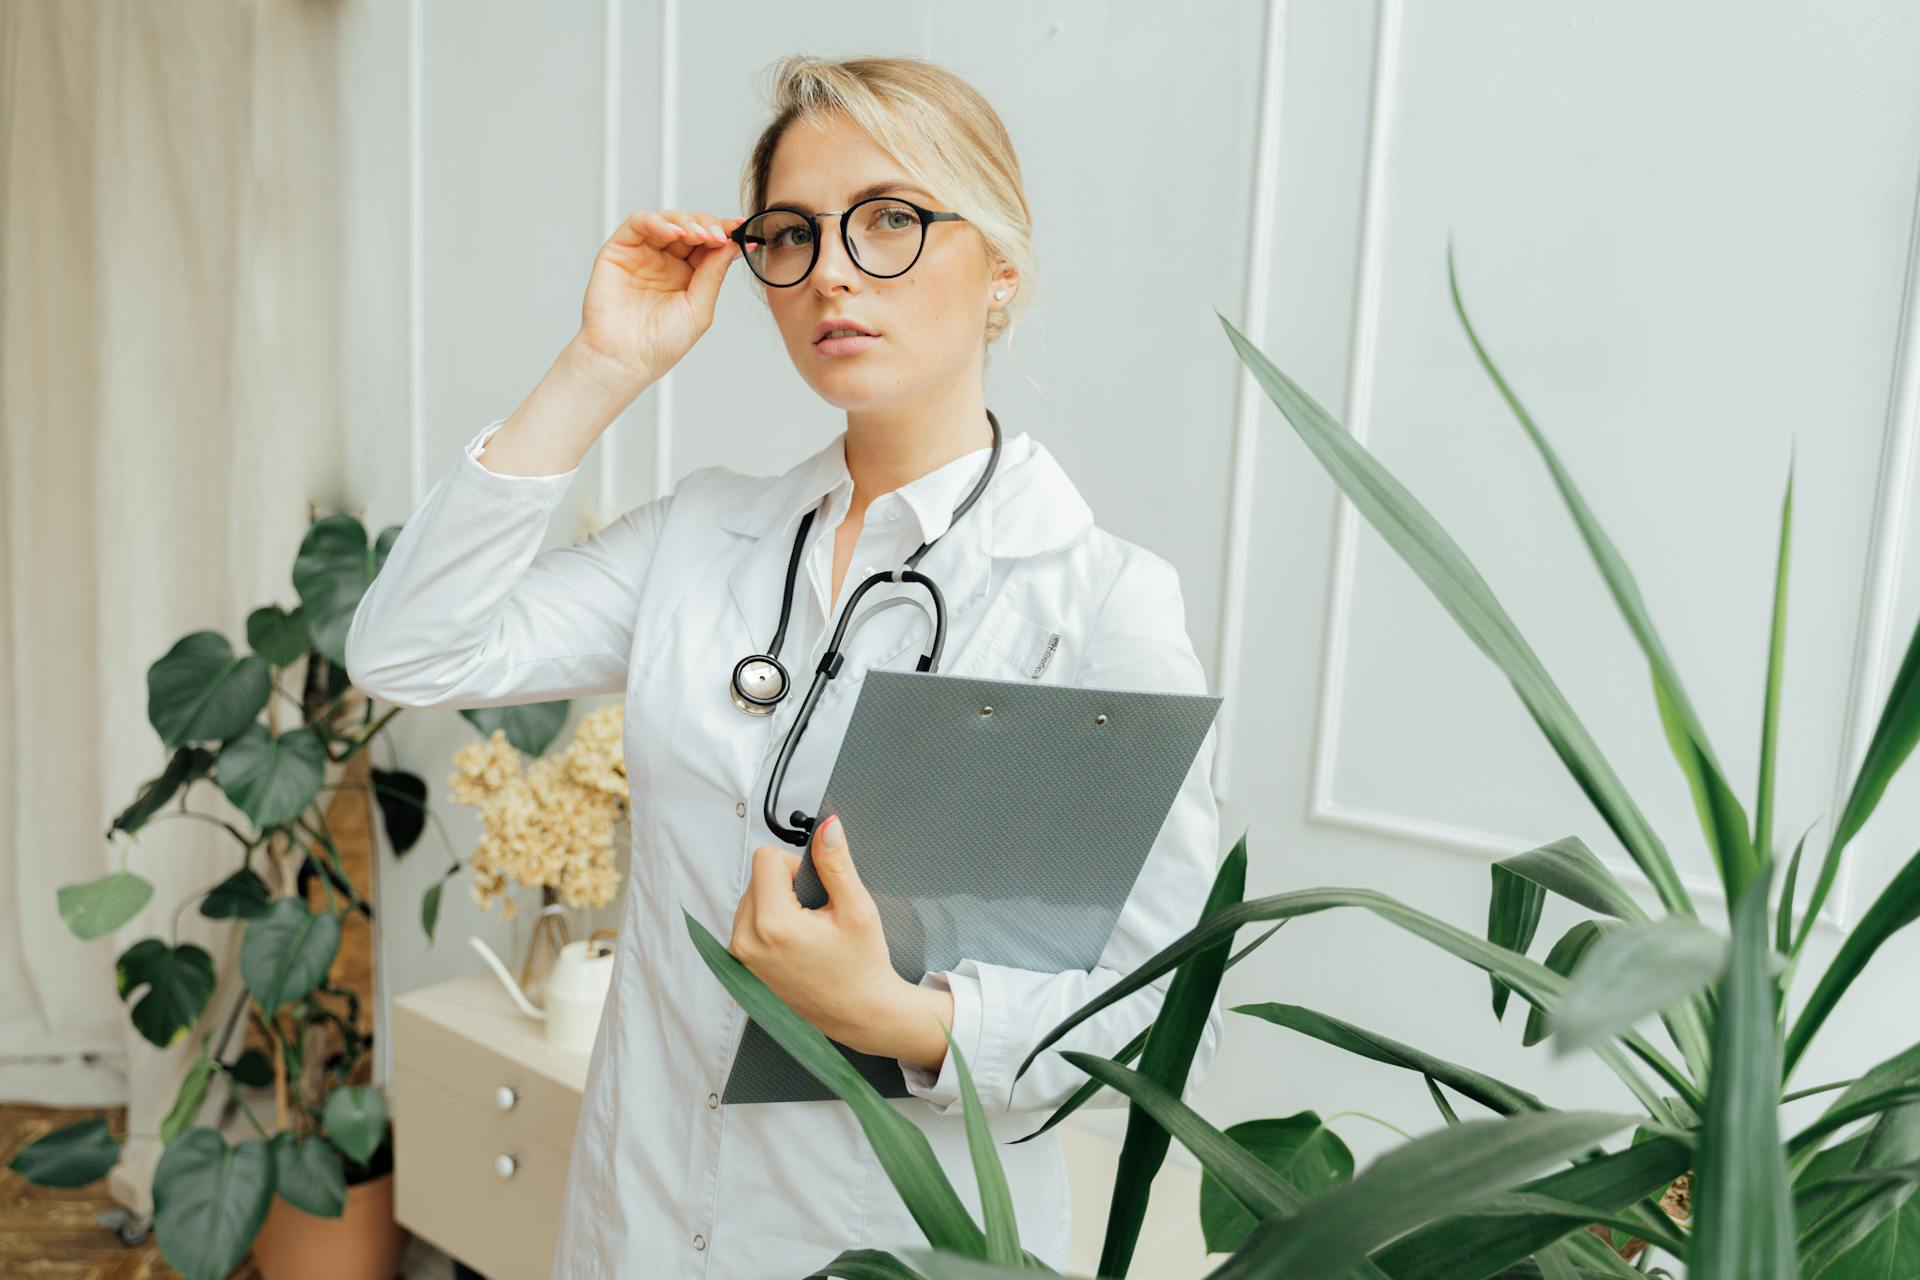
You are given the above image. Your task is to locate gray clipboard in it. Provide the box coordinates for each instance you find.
[721,667,1222,1105]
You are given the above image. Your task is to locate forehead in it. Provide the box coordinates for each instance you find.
[764,112,919,205]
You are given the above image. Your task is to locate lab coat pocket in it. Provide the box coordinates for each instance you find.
[979,607,1067,681]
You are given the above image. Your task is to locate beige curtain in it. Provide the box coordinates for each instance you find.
[0,0,343,1215]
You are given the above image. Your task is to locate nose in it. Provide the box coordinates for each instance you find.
[809,214,863,294]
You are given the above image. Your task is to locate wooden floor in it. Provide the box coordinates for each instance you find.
[1,1102,262,1280]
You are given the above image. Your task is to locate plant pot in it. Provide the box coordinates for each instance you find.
[250,1168,408,1280]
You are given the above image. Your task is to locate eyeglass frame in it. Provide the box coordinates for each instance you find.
[728,195,969,288]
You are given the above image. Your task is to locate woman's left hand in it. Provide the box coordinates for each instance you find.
[729,813,939,1059]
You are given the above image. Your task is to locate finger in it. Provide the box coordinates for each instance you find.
[633,211,699,260]
[808,814,864,904]
[664,209,731,248]
[746,845,803,924]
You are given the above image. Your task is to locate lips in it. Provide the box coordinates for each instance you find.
[812,319,880,344]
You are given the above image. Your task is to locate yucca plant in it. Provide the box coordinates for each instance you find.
[692,248,1920,1278]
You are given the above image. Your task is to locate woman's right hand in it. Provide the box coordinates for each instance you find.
[574,209,746,391]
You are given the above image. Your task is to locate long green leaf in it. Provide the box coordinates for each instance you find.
[1485,841,1708,1078]
[1205,1111,1639,1280]
[1755,457,1793,862]
[1057,1052,1391,1280]
[1549,918,1725,1057]
[1798,608,1920,955]
[1008,923,1285,1147]
[807,1249,934,1280]
[944,1024,1019,1265]
[1690,859,1794,1278]
[902,1251,1087,1280]
[682,909,984,1257]
[1217,309,1694,918]
[1786,846,1920,1078]
[1776,821,1815,956]
[1487,861,1545,1021]
[1798,1104,1920,1275]
[1100,835,1247,1277]
[1231,1002,1546,1116]
[1371,1135,1692,1279]
[1524,921,1610,1048]
[1494,836,1648,924]
[1011,887,1698,1116]
[1446,248,1757,903]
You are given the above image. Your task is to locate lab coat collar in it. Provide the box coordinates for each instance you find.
[715,425,1093,558]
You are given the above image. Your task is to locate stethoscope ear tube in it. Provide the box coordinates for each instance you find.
[735,408,1002,847]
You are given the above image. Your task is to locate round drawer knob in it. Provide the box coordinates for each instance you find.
[495,1153,520,1179]
[495,1084,519,1111]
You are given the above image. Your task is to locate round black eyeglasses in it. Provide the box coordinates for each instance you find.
[730,196,969,288]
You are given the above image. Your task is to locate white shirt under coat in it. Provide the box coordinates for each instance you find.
[345,416,1225,1279]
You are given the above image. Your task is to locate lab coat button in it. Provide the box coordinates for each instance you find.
[735,800,747,819]
[693,1234,707,1252]
[707,1091,719,1109]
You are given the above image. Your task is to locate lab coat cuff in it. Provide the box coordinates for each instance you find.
[898,965,983,1117]
[456,418,581,504]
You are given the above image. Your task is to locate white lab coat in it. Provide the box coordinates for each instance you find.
[345,416,1224,1279]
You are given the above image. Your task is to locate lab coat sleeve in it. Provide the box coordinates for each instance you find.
[898,549,1224,1118]
[344,418,671,709]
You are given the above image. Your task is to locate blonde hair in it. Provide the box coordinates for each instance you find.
[739,55,1035,354]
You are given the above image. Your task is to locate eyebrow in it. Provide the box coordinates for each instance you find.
[765,181,934,213]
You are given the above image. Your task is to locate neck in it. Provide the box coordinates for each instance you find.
[842,374,992,513]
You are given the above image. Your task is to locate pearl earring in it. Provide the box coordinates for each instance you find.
[994,290,1007,300]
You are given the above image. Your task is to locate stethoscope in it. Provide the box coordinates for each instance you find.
[730,407,1005,847]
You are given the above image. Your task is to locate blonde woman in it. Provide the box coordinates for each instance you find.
[347,54,1222,1278]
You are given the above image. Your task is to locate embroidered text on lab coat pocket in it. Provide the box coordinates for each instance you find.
[983,608,1066,680]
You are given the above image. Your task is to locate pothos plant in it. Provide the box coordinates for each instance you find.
[686,251,1920,1279]
[4,508,574,1280]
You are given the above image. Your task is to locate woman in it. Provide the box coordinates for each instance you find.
[346,54,1222,1279]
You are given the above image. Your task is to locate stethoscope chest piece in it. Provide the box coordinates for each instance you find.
[729,652,788,715]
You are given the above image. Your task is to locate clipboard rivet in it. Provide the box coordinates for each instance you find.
[980,705,993,716]
[1095,713,1108,725]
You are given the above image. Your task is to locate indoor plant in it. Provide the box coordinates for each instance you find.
[4,508,571,1279]
[689,250,1920,1278]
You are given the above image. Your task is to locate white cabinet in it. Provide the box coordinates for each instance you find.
[393,973,588,1280]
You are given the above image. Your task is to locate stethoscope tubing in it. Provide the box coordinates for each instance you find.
[739,409,1003,846]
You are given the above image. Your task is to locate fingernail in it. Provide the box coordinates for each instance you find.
[823,814,844,846]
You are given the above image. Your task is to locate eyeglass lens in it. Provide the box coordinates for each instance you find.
[739,198,923,286]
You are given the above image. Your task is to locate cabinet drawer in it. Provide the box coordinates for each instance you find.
[394,1063,575,1280]
[393,998,582,1149]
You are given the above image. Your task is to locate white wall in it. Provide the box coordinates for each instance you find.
[338,0,1920,1217]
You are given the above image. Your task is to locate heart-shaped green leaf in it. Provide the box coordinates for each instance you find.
[229,1048,274,1089]
[270,1130,346,1217]
[462,701,570,758]
[200,868,273,920]
[1200,1113,1353,1252]
[246,605,311,667]
[152,1130,274,1280]
[58,870,154,940]
[7,1115,120,1188]
[147,632,272,748]
[116,939,216,1048]
[321,1084,388,1166]
[217,724,325,829]
[293,515,383,667]
[241,898,340,1015]
[369,767,427,855]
